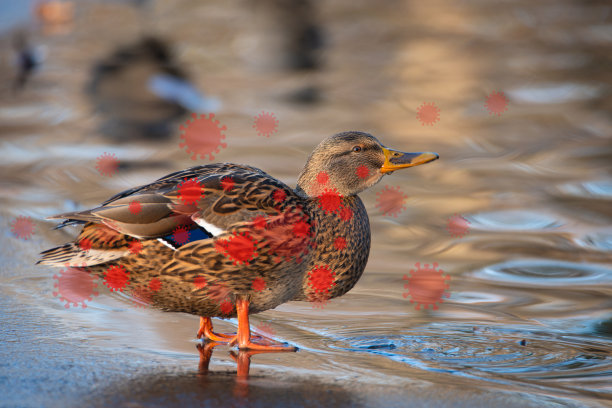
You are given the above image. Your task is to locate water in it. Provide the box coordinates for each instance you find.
[1,0,611,407]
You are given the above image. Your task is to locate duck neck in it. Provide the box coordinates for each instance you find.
[301,194,371,301]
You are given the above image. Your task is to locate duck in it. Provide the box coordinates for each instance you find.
[38,131,438,351]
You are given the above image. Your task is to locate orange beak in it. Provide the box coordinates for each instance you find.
[380,147,439,174]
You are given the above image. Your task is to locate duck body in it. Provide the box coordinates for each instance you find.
[39,132,437,349]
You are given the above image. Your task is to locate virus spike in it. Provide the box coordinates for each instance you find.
[416,102,440,126]
[103,265,130,292]
[193,276,207,289]
[129,200,142,215]
[252,215,268,229]
[375,185,407,217]
[338,206,353,222]
[254,322,276,339]
[177,178,205,205]
[485,91,508,116]
[334,236,347,251]
[78,238,93,252]
[10,216,35,240]
[356,165,369,179]
[215,232,258,265]
[447,213,471,238]
[307,265,336,294]
[317,188,343,214]
[179,113,227,160]
[402,262,450,311]
[130,286,152,308]
[316,171,329,185]
[53,267,99,308]
[273,189,286,204]
[220,300,234,315]
[95,152,119,177]
[252,277,266,292]
[172,225,190,245]
[221,176,235,192]
[253,111,279,138]
[148,278,162,292]
[128,240,143,255]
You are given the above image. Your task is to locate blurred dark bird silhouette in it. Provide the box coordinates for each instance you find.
[88,36,219,140]
[12,32,44,92]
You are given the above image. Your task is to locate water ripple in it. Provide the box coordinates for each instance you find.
[468,210,562,231]
[471,259,612,287]
[332,325,612,392]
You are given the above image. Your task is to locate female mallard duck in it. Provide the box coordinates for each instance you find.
[38,131,438,351]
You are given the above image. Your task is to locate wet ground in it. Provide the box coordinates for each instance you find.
[1,0,611,407]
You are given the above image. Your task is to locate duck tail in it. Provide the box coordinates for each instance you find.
[36,243,128,267]
[37,222,129,267]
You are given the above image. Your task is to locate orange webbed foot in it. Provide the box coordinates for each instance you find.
[197,316,237,343]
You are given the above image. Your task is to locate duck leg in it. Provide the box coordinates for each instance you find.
[197,316,236,342]
[229,297,298,351]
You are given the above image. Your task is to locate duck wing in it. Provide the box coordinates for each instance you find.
[47,163,300,238]
[39,163,310,266]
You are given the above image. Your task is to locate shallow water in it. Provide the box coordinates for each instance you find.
[1,0,611,407]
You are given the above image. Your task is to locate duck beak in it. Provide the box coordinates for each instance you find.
[380,147,439,174]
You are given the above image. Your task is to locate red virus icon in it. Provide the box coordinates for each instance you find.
[273,189,286,204]
[95,152,119,177]
[130,286,152,308]
[356,165,369,179]
[416,102,440,126]
[53,267,99,308]
[447,214,471,238]
[317,188,343,214]
[338,206,353,222]
[292,219,311,238]
[193,276,207,289]
[254,322,276,339]
[375,185,407,217]
[10,216,35,240]
[206,282,231,303]
[308,292,330,309]
[402,262,450,310]
[128,240,143,255]
[173,225,190,245]
[253,111,279,138]
[177,178,205,205]
[129,200,142,215]
[220,300,234,315]
[252,277,266,292]
[215,232,258,265]
[252,215,268,229]
[221,176,235,192]
[307,265,336,294]
[485,91,508,116]
[148,278,162,292]
[316,171,329,185]
[179,113,227,160]
[334,236,346,251]
[78,238,93,252]
[103,265,130,292]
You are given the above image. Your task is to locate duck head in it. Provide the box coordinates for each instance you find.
[297,131,439,197]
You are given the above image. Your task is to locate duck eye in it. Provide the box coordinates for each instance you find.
[352,146,362,152]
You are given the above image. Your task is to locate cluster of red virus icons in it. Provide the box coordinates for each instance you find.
[416,91,509,126]
[176,110,281,161]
